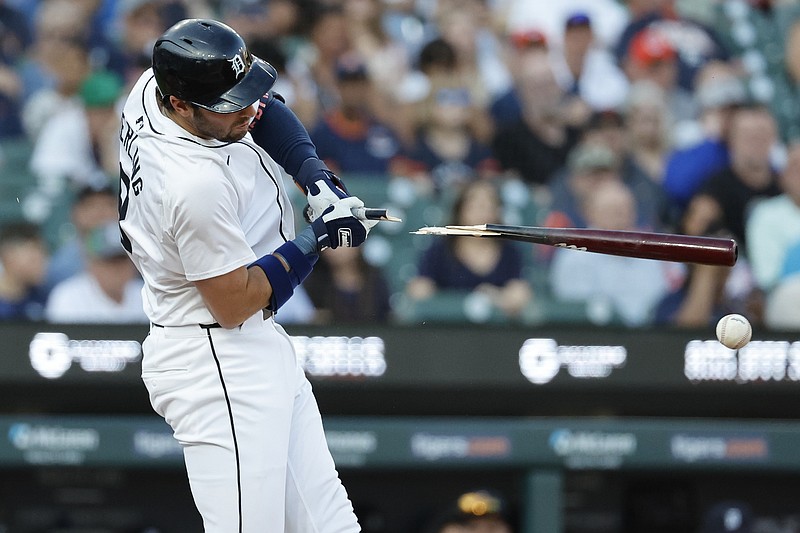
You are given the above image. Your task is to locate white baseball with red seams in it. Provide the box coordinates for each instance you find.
[716,314,752,350]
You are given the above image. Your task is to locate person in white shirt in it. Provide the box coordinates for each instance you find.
[549,179,675,326]
[44,222,146,324]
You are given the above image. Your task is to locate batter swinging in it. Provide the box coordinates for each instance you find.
[118,18,375,532]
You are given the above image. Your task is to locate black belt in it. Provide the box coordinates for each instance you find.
[151,322,222,329]
[151,309,273,330]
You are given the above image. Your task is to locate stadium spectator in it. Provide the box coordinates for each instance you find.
[746,142,800,292]
[661,61,748,213]
[297,4,352,115]
[434,0,511,118]
[489,28,549,130]
[550,11,629,112]
[341,0,412,110]
[620,25,696,125]
[310,52,402,176]
[578,106,668,230]
[395,83,500,193]
[393,37,483,144]
[45,184,119,290]
[304,246,392,324]
[544,142,661,232]
[498,0,628,51]
[549,180,674,326]
[614,0,730,91]
[248,37,319,128]
[19,0,94,140]
[405,180,532,320]
[44,222,146,324]
[26,69,121,224]
[492,51,581,186]
[0,222,48,321]
[0,1,31,138]
[623,81,671,185]
[682,104,782,251]
[110,0,190,87]
[422,489,515,533]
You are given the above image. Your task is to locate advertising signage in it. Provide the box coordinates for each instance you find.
[0,322,798,418]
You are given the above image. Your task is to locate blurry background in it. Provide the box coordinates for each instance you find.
[2,0,800,531]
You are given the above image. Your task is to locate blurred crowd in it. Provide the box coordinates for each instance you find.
[1,0,800,331]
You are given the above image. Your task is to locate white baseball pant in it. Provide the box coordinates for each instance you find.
[141,313,359,532]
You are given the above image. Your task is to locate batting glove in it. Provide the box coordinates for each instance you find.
[298,158,350,222]
[311,197,377,250]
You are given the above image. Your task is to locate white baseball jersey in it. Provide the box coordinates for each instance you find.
[119,69,359,532]
[119,68,295,326]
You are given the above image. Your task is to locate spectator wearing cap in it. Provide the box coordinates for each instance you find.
[498,0,628,51]
[422,489,514,533]
[662,61,748,216]
[44,222,146,324]
[309,53,403,176]
[0,222,49,321]
[491,52,582,186]
[543,142,625,231]
[621,81,678,227]
[614,0,730,92]
[621,26,696,126]
[489,28,548,130]
[550,12,629,112]
[578,104,670,230]
[623,80,671,184]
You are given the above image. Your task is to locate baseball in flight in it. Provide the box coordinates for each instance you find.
[716,314,752,350]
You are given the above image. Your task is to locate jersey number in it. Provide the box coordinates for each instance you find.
[119,165,136,253]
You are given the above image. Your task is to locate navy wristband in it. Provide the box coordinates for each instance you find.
[250,241,318,311]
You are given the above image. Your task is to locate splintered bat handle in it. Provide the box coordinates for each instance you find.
[351,207,402,222]
[304,205,402,223]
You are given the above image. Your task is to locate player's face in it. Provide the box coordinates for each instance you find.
[189,103,257,142]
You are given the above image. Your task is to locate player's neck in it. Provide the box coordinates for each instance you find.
[158,98,206,139]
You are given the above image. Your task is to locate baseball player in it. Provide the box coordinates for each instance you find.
[118,19,376,532]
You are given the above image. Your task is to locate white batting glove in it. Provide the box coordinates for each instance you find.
[311,197,378,250]
[297,158,350,222]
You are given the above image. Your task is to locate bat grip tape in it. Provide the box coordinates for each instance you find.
[250,241,317,311]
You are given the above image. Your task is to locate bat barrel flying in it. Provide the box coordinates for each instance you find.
[413,224,738,267]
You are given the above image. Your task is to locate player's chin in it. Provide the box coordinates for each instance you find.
[221,125,250,142]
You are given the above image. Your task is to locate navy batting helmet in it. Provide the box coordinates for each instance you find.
[152,19,277,113]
